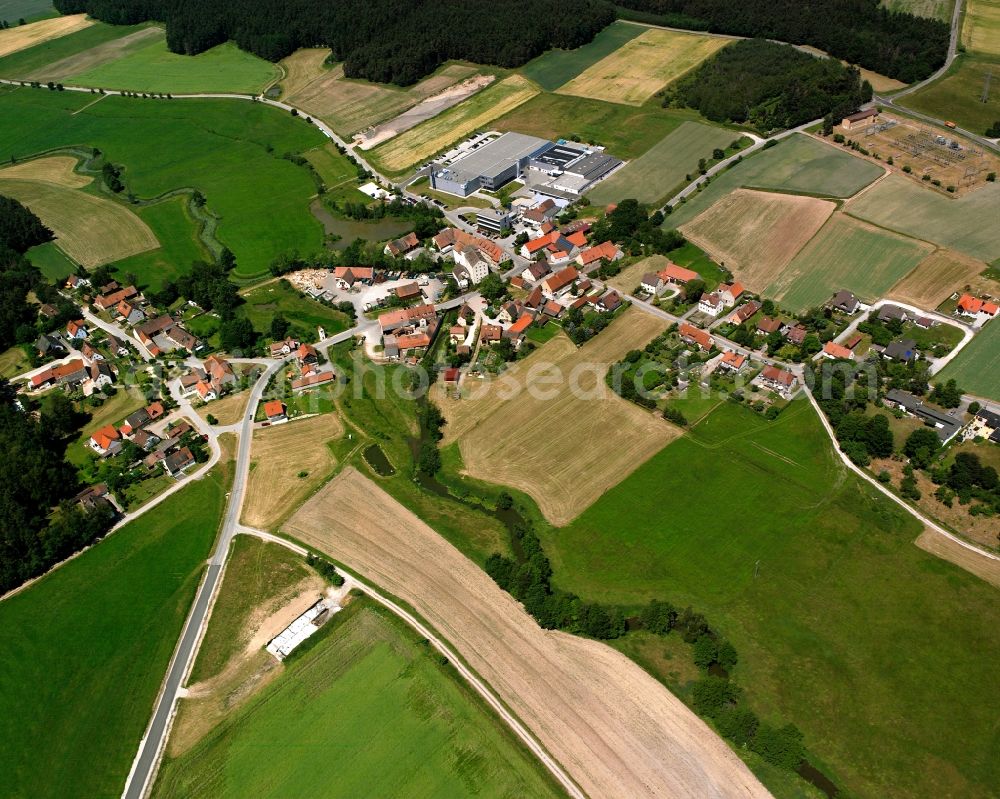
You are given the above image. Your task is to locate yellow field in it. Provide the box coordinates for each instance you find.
[274,48,331,98]
[0,177,158,268]
[196,389,250,426]
[680,188,835,292]
[287,62,480,137]
[963,0,1000,55]
[888,248,994,307]
[557,28,728,106]
[0,14,93,59]
[369,74,540,173]
[435,310,678,526]
[0,156,91,188]
[241,414,344,530]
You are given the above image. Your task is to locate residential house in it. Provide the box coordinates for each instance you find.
[269,337,300,357]
[74,483,112,513]
[521,199,557,227]
[718,283,744,308]
[956,294,999,320]
[133,428,160,451]
[698,292,725,316]
[105,334,129,357]
[88,360,115,390]
[679,322,712,351]
[885,389,960,442]
[135,315,198,354]
[541,266,579,298]
[877,304,909,323]
[89,424,121,456]
[38,303,59,320]
[542,300,563,318]
[195,380,217,401]
[498,301,524,324]
[729,300,761,325]
[448,325,466,344]
[479,324,502,345]
[521,230,578,263]
[783,324,807,345]
[521,262,549,283]
[883,338,917,363]
[296,344,318,365]
[433,228,503,265]
[115,300,144,325]
[963,407,1000,443]
[30,358,87,389]
[203,354,237,394]
[378,304,437,334]
[717,351,747,373]
[65,274,90,290]
[35,334,64,358]
[830,289,861,314]
[384,231,420,257]
[264,400,287,422]
[442,367,461,386]
[120,407,151,438]
[66,319,88,339]
[94,285,139,312]
[80,341,101,362]
[758,365,798,394]
[597,290,623,313]
[524,285,544,310]
[164,447,196,476]
[505,313,534,344]
[456,304,475,326]
[396,331,431,357]
[576,241,623,270]
[509,275,526,290]
[453,243,490,286]
[757,317,782,335]
[822,341,855,360]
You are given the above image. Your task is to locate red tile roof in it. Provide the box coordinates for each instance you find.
[264,400,286,418]
[291,371,335,390]
[761,365,795,387]
[679,322,712,350]
[577,241,620,266]
[507,313,533,336]
[823,341,855,359]
[658,263,699,284]
[90,424,119,450]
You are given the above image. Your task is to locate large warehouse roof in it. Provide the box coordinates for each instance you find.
[441,132,551,183]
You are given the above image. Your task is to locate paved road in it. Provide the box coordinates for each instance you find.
[121,357,284,799]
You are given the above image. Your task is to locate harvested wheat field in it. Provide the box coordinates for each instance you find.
[604,254,671,294]
[0,155,90,188]
[437,311,677,525]
[915,529,1000,589]
[288,62,480,138]
[558,28,728,106]
[197,389,250,426]
[242,414,343,530]
[889,248,994,308]
[680,188,835,293]
[0,14,93,59]
[285,467,771,799]
[369,74,539,174]
[274,48,330,98]
[0,178,157,268]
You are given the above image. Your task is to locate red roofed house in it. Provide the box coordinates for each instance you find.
[291,371,335,391]
[718,351,747,373]
[270,336,300,357]
[757,316,782,335]
[263,400,287,422]
[658,263,699,285]
[479,324,502,344]
[698,292,726,316]
[719,283,744,307]
[296,343,318,365]
[379,303,437,334]
[730,300,761,325]
[823,341,855,360]
[759,365,798,393]
[576,241,623,269]
[956,294,999,319]
[597,290,623,312]
[332,266,375,289]
[195,380,217,401]
[89,424,121,456]
[384,231,420,257]
[542,300,563,318]
[66,319,88,339]
[541,266,579,298]
[442,367,461,385]
[679,322,712,351]
[505,313,534,342]
[116,300,144,325]
[31,359,88,389]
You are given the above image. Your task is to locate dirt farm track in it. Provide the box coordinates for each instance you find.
[285,467,772,799]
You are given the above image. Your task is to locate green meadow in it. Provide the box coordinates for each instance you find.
[0,85,326,281]
[901,53,1000,135]
[939,315,1000,401]
[115,195,212,289]
[240,279,351,337]
[72,35,280,94]
[519,20,644,91]
[667,134,884,227]
[0,21,149,78]
[153,598,564,799]
[0,0,54,22]
[0,462,230,799]
[539,399,1000,799]
[27,238,76,281]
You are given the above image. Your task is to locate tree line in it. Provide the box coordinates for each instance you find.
[615,0,949,83]
[664,39,873,132]
[54,0,615,85]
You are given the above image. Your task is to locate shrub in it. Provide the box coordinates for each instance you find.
[692,677,740,717]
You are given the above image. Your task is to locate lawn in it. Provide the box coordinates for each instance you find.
[152,597,564,799]
[0,20,146,78]
[588,120,741,205]
[938,317,1000,400]
[519,19,644,91]
[70,33,279,94]
[26,238,76,281]
[0,86,326,281]
[239,280,350,337]
[544,398,1000,799]
[557,27,728,106]
[846,173,1000,263]
[367,74,539,175]
[114,195,210,289]
[900,53,1000,135]
[493,91,690,161]
[767,213,933,311]
[303,142,367,202]
[0,460,230,799]
[666,133,884,227]
[0,343,29,377]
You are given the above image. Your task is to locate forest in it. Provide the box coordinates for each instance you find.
[53,0,615,85]
[614,0,948,83]
[665,39,873,132]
